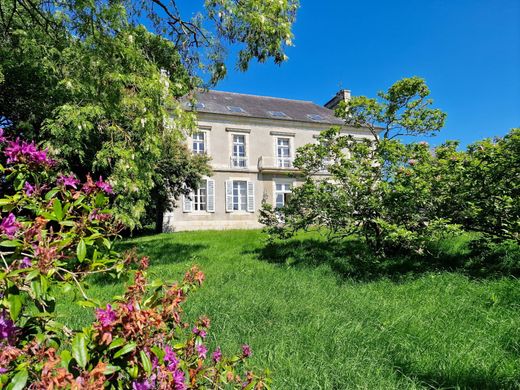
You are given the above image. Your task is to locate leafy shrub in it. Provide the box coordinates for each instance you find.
[0,130,267,388]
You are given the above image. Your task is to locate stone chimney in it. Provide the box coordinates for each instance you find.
[324,89,351,110]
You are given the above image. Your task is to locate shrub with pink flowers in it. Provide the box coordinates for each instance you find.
[0,130,267,389]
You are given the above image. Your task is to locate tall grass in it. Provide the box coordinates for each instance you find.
[57,230,520,389]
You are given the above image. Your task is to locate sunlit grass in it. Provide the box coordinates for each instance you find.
[57,230,520,389]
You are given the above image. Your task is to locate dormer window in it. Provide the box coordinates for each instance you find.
[268,111,290,119]
[226,106,246,113]
[186,102,205,110]
[307,114,324,121]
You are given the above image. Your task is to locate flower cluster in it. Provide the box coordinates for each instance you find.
[4,138,54,166]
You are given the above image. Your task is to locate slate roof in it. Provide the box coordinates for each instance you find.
[184,90,344,126]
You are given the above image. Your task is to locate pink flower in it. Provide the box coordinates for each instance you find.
[173,369,186,390]
[0,128,5,143]
[19,257,32,269]
[242,344,252,358]
[95,304,117,327]
[192,326,207,339]
[4,139,53,166]
[96,176,113,194]
[57,174,80,189]
[23,181,35,196]
[212,347,222,363]
[196,344,207,360]
[164,346,179,371]
[0,213,20,239]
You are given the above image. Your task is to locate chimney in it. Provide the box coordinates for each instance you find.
[324,89,351,110]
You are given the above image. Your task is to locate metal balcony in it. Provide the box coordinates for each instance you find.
[257,156,298,172]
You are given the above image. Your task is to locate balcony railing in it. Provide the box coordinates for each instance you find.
[230,156,248,169]
[258,156,296,171]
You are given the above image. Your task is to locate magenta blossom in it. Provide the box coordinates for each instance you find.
[164,346,179,371]
[196,344,208,360]
[242,344,252,358]
[4,139,53,166]
[131,375,155,390]
[0,310,17,345]
[0,213,20,239]
[212,347,222,363]
[192,326,207,339]
[173,369,186,390]
[57,174,80,189]
[95,304,117,327]
[0,128,5,143]
[23,181,35,196]
[96,176,113,194]
[19,257,32,269]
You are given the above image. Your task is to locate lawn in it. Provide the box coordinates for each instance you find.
[57,230,520,389]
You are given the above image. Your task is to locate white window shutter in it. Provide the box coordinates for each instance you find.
[206,179,215,212]
[183,192,193,213]
[247,181,255,212]
[225,180,233,212]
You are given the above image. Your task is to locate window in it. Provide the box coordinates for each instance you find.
[226,180,255,212]
[186,102,205,110]
[275,183,292,208]
[183,179,215,213]
[227,106,246,113]
[307,114,324,121]
[193,181,207,211]
[231,134,247,168]
[267,111,290,118]
[276,138,292,167]
[192,131,206,154]
[232,181,247,211]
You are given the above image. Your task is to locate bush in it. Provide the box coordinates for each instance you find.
[0,129,267,388]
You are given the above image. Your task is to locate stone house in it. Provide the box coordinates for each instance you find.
[162,89,373,231]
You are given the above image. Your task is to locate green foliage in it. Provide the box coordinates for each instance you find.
[0,0,299,228]
[0,136,265,388]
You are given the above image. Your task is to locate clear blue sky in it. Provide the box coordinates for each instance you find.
[213,0,520,147]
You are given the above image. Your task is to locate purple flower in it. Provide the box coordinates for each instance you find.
[95,304,117,327]
[0,213,20,239]
[4,139,53,166]
[57,174,80,189]
[19,257,32,269]
[192,326,207,339]
[0,311,17,345]
[0,128,5,143]
[23,181,35,196]
[196,344,207,360]
[173,369,186,390]
[242,344,252,358]
[164,346,179,371]
[96,176,113,194]
[131,376,155,390]
[212,347,222,363]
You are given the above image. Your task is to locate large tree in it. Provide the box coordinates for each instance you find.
[0,0,298,228]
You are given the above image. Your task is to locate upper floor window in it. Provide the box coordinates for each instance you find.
[276,138,292,168]
[231,134,247,168]
[192,131,206,154]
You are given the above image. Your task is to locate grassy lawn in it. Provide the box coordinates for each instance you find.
[57,230,520,389]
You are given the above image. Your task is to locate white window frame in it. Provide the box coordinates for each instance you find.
[225,179,255,213]
[273,180,293,208]
[227,130,249,169]
[182,178,215,213]
[191,127,210,155]
[275,137,292,168]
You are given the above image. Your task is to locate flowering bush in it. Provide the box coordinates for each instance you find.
[0,130,267,388]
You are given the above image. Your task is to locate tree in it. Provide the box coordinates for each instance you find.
[0,0,299,228]
[260,77,451,255]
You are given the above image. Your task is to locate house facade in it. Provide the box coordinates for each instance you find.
[162,89,373,232]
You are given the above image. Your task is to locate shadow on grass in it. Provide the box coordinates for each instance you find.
[89,239,208,285]
[250,237,476,282]
[392,357,519,389]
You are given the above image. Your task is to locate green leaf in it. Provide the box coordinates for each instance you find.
[7,294,23,321]
[72,333,88,368]
[60,350,72,368]
[103,365,120,375]
[109,337,126,350]
[77,239,86,262]
[0,240,21,247]
[45,188,60,200]
[140,350,152,375]
[114,342,136,358]
[53,198,64,220]
[6,369,28,390]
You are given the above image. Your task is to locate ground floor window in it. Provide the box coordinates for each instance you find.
[275,182,292,208]
[232,180,247,211]
[183,179,215,213]
[193,181,207,211]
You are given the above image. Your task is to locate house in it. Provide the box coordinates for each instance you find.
[162,89,374,231]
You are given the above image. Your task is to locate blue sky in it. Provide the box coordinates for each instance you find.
[212,0,519,147]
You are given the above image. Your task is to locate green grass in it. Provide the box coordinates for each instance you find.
[57,230,520,389]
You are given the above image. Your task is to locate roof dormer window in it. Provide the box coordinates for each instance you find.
[226,106,246,113]
[307,114,324,121]
[268,111,290,118]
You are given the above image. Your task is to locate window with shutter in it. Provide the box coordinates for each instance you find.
[225,180,233,212]
[247,181,255,212]
[182,193,193,212]
[207,179,215,212]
